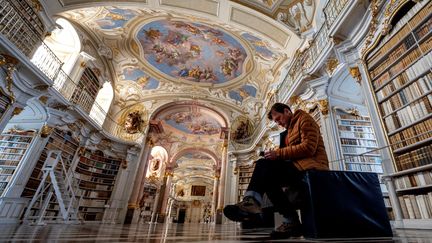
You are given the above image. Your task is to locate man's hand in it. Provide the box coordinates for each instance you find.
[264,150,277,160]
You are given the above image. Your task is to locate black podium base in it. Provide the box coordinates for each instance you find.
[301,170,393,239]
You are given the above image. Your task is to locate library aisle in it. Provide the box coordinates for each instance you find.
[0,222,431,242]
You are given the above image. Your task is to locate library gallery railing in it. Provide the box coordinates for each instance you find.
[0,0,141,142]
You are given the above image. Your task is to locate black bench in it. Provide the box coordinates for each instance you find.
[301,170,393,239]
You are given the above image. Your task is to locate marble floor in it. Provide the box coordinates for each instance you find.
[0,223,431,243]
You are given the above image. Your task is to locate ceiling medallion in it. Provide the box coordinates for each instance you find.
[137,20,248,84]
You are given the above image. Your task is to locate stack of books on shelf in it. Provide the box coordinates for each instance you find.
[0,129,35,196]
[366,0,432,222]
[237,165,254,202]
[75,149,121,221]
[335,110,383,173]
[22,128,79,198]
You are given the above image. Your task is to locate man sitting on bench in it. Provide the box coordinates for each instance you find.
[224,103,329,239]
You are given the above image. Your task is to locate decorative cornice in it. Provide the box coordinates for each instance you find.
[361,0,380,56]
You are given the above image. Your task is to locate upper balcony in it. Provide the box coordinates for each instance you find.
[0,0,140,144]
[277,0,361,102]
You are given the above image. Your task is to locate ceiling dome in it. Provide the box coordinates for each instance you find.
[136,19,248,84]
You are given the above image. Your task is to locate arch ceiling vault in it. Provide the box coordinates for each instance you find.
[50,0,314,185]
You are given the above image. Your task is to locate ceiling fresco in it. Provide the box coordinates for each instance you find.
[137,20,247,84]
[241,33,275,59]
[228,84,257,103]
[182,152,212,160]
[163,110,221,135]
[95,7,138,29]
[121,67,159,90]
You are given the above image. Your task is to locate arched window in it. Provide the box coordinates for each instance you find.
[90,82,114,126]
[31,18,81,79]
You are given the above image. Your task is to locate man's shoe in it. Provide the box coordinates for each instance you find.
[270,222,303,239]
[223,196,262,222]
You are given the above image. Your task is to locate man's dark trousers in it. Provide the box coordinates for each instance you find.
[247,159,305,221]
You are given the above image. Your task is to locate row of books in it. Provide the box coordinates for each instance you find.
[0,175,12,182]
[77,163,118,175]
[47,137,78,156]
[414,17,432,41]
[342,146,379,154]
[343,155,382,164]
[0,136,33,143]
[79,157,120,171]
[380,87,432,118]
[395,170,432,190]
[389,119,432,150]
[337,120,371,126]
[367,0,430,65]
[0,154,25,161]
[79,181,113,191]
[395,144,432,171]
[339,131,376,139]
[370,34,416,78]
[0,161,19,167]
[0,142,30,148]
[398,193,432,219]
[74,173,115,184]
[373,47,422,85]
[377,71,432,102]
[337,114,371,121]
[0,168,14,174]
[345,162,383,173]
[338,125,374,133]
[80,199,107,208]
[371,17,431,79]
[340,138,377,147]
[0,148,26,154]
[239,172,253,177]
[82,189,111,199]
[383,95,432,132]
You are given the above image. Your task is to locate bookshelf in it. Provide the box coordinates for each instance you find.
[365,1,432,222]
[309,106,322,130]
[0,129,36,197]
[335,109,383,173]
[71,68,100,113]
[75,149,122,221]
[0,91,11,122]
[22,128,79,198]
[140,185,157,222]
[237,164,254,202]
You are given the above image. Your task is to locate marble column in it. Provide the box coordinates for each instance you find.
[216,142,228,223]
[128,137,153,223]
[211,174,219,223]
[159,170,173,222]
[105,145,141,224]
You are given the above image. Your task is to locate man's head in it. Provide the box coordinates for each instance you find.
[267,103,293,128]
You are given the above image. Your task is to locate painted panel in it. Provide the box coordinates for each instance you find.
[136,20,247,84]
[122,67,159,90]
[163,111,221,135]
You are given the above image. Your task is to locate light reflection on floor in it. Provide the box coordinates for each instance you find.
[0,222,431,242]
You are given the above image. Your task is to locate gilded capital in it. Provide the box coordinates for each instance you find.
[317,99,329,116]
[40,124,53,138]
[12,107,23,116]
[349,66,362,84]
